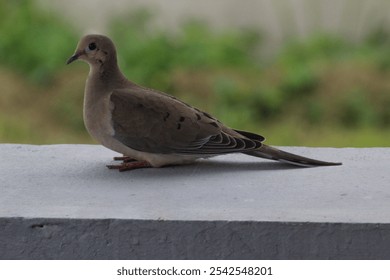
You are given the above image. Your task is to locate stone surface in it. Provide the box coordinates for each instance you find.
[0,144,389,259]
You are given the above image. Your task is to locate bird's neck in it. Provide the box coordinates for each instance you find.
[87,60,129,92]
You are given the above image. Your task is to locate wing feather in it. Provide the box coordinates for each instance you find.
[110,87,263,155]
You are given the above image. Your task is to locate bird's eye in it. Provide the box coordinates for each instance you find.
[88,42,97,51]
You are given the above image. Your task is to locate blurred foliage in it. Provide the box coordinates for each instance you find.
[0,0,77,84]
[0,4,389,147]
[109,9,261,91]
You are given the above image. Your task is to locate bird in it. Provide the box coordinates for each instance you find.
[67,34,341,171]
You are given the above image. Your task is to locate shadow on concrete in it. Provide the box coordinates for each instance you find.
[80,158,303,182]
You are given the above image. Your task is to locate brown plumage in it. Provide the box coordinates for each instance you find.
[67,34,341,171]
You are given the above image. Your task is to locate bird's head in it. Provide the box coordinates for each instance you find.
[67,34,117,66]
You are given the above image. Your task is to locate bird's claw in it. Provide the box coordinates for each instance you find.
[107,160,151,172]
[113,156,137,163]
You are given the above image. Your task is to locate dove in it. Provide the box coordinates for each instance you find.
[67,34,341,171]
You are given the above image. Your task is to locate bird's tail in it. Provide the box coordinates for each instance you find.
[243,144,342,167]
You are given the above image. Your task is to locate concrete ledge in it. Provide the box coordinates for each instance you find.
[2,218,390,259]
[0,144,389,259]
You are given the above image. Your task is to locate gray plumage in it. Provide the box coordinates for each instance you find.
[67,34,341,170]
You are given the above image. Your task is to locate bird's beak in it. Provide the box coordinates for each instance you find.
[66,54,79,65]
[66,51,84,65]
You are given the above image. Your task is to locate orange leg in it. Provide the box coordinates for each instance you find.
[107,160,151,172]
[113,156,137,163]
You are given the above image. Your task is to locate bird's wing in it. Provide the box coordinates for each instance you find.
[109,87,263,155]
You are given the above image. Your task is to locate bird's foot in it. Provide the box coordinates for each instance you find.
[107,160,151,172]
[113,156,137,163]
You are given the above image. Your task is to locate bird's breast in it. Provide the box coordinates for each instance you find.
[83,91,115,144]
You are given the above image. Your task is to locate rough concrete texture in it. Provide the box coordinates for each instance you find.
[0,144,389,259]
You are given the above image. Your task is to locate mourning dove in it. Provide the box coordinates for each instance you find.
[67,34,341,171]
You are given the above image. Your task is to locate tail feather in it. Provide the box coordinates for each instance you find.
[243,144,342,167]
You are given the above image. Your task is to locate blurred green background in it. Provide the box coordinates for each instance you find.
[0,0,389,147]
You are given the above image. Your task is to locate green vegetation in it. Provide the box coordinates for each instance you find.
[0,1,77,84]
[0,2,389,147]
[109,10,261,91]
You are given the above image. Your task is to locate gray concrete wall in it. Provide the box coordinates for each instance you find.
[2,218,390,259]
[0,144,390,259]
